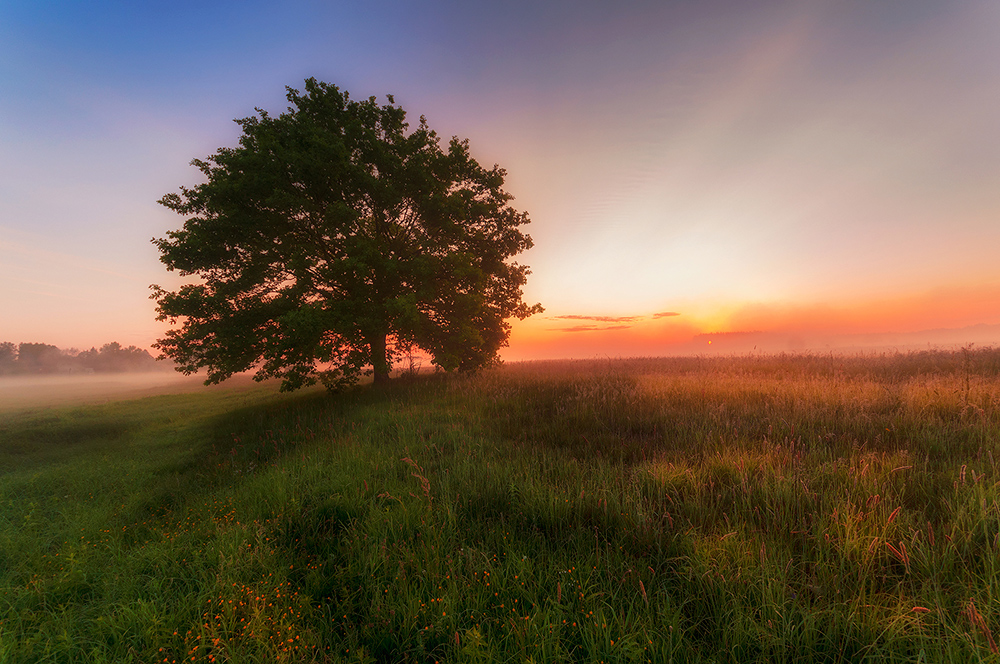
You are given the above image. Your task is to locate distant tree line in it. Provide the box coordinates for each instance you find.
[0,342,166,375]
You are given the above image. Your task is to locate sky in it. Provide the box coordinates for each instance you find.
[3,0,1000,361]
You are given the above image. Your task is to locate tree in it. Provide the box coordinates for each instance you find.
[78,342,157,372]
[0,342,16,375]
[16,342,61,373]
[152,78,542,391]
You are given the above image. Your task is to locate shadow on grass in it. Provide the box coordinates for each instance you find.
[0,410,140,476]
[0,418,132,458]
[124,387,350,517]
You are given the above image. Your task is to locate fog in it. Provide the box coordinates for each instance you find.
[0,372,217,411]
[675,323,1000,357]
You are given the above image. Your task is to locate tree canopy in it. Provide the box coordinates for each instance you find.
[0,341,159,375]
[152,78,542,391]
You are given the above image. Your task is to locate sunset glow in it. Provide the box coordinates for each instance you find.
[3,1,1000,360]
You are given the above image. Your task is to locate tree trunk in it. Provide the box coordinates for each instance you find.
[369,331,390,384]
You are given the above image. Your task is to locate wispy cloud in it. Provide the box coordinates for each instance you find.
[555,324,634,333]
[547,309,682,332]
[549,314,641,323]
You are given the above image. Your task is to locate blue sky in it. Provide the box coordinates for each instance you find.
[4,1,1000,357]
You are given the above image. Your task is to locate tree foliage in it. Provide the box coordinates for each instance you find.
[152,79,541,391]
[0,341,158,375]
[0,342,17,373]
[77,342,159,373]
[14,343,62,373]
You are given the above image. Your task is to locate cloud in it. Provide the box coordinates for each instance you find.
[549,314,641,322]
[549,313,637,332]
[554,324,634,333]
[546,310,682,332]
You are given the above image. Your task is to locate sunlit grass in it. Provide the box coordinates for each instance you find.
[2,349,1000,661]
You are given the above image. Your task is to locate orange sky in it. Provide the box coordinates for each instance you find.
[506,282,1000,360]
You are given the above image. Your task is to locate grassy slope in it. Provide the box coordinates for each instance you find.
[1,350,1000,663]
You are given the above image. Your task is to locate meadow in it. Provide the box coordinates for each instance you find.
[2,348,1000,663]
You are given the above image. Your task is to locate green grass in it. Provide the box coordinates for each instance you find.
[2,349,1000,662]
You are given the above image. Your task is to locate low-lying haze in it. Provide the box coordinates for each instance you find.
[0,373,209,411]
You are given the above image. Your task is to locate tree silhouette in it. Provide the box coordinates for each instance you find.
[0,342,16,375]
[16,343,61,373]
[78,342,157,372]
[0,341,158,374]
[152,79,541,391]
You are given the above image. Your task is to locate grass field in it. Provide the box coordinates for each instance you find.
[2,349,1000,663]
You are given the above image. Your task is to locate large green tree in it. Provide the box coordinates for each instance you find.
[152,79,541,391]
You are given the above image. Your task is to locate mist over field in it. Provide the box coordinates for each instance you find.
[680,323,1000,356]
[0,372,220,411]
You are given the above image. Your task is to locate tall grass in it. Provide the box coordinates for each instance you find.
[2,348,1000,662]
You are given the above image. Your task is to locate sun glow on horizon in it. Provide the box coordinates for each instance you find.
[504,278,1000,361]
